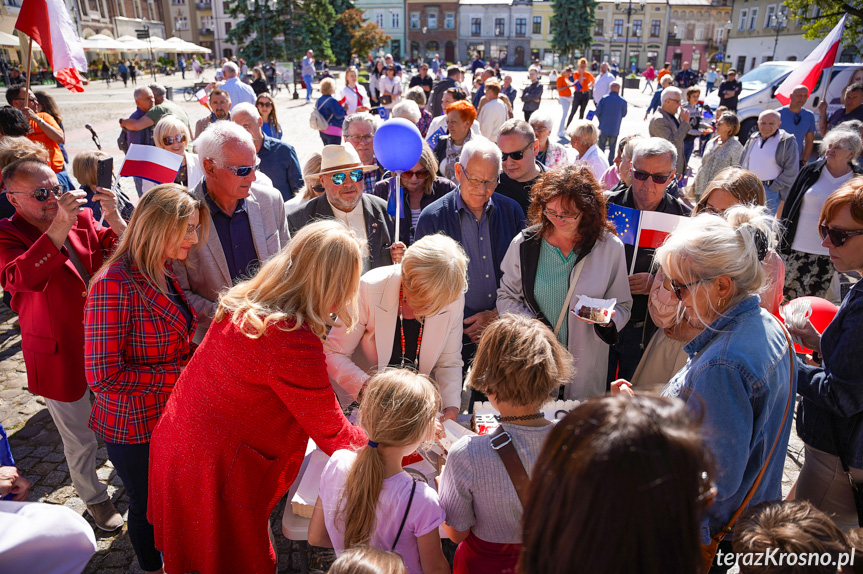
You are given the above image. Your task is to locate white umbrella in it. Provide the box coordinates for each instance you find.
[115,35,150,52]
[0,31,20,48]
[80,34,126,52]
[165,36,211,54]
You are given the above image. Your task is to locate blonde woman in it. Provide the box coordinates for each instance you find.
[148,220,368,574]
[339,66,370,115]
[147,116,202,192]
[285,152,324,210]
[325,233,468,420]
[71,150,134,224]
[84,184,208,574]
[317,77,347,145]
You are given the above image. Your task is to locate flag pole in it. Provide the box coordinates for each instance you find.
[819,64,835,108]
[24,37,33,96]
[630,217,643,275]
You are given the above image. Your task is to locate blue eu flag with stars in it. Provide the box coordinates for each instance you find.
[426,126,446,148]
[607,204,640,245]
[386,177,405,218]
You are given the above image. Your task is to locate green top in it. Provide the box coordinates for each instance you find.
[534,239,578,346]
[146,99,191,131]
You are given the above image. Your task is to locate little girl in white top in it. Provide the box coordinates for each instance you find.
[309,369,450,574]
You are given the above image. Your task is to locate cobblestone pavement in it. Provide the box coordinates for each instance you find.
[1,71,802,573]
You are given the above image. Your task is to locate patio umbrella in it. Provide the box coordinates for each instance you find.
[80,34,126,52]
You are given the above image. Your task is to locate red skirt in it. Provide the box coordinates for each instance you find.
[453,532,522,574]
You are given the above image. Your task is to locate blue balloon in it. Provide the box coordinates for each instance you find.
[373,118,423,173]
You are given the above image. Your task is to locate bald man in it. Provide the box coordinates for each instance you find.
[778,85,816,165]
[740,109,799,214]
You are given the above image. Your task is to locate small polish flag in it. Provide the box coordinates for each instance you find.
[119,144,183,184]
[636,211,685,249]
[195,89,209,107]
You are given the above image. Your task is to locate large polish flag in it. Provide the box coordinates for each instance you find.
[15,0,87,92]
[119,145,183,184]
[774,15,847,106]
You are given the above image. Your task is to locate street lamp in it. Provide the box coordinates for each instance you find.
[288,0,299,98]
[770,10,788,61]
[613,0,646,95]
[723,20,731,73]
[604,30,614,64]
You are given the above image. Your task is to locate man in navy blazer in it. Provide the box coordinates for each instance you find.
[415,138,525,362]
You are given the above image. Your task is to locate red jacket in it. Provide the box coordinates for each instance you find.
[0,210,116,402]
[84,259,196,444]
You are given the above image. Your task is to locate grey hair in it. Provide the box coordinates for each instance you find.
[194,121,255,164]
[660,75,674,87]
[392,100,421,124]
[660,87,682,104]
[231,102,260,120]
[343,112,379,136]
[148,83,166,98]
[133,86,153,99]
[498,119,536,144]
[825,124,863,158]
[566,119,597,146]
[405,86,427,106]
[621,134,645,159]
[655,205,781,326]
[459,137,502,173]
[632,137,677,173]
[223,61,239,76]
[528,110,554,133]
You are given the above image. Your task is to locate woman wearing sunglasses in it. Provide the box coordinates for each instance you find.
[255,92,282,139]
[147,116,202,193]
[84,184,208,574]
[496,164,632,400]
[372,143,455,245]
[788,176,863,532]
[780,129,863,301]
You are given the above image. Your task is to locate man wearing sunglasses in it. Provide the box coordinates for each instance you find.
[231,103,303,202]
[778,85,816,167]
[605,138,691,385]
[287,144,398,273]
[0,158,126,532]
[495,119,544,216]
[175,122,291,344]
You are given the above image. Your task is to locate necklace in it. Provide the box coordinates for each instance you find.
[399,285,423,369]
[494,413,544,422]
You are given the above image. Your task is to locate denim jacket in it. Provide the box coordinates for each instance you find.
[797,281,863,468]
[662,295,796,543]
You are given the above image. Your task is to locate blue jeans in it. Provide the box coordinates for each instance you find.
[598,133,618,164]
[319,132,341,145]
[706,82,715,94]
[683,138,695,174]
[105,441,162,572]
[303,74,314,101]
[764,185,780,214]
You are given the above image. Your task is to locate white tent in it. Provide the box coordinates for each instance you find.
[0,31,20,48]
[164,37,211,54]
[115,35,150,52]
[80,34,127,52]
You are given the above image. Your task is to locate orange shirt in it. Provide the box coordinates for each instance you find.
[657,69,671,82]
[27,112,63,173]
[573,70,594,92]
[556,75,572,97]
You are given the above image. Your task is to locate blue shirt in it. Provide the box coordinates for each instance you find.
[456,192,499,315]
[127,107,154,147]
[596,91,628,137]
[203,184,259,283]
[258,136,303,201]
[261,121,282,139]
[221,77,256,108]
[778,107,816,158]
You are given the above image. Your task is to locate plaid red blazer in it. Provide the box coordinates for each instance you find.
[84,258,197,444]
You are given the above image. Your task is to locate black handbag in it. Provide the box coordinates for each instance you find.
[830,417,863,527]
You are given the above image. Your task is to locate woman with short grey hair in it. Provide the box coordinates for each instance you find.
[780,128,863,300]
[529,110,568,170]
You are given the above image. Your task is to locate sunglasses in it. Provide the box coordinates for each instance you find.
[216,158,260,177]
[819,224,863,248]
[402,169,429,179]
[501,141,533,161]
[632,169,673,185]
[666,276,713,301]
[163,133,187,146]
[6,184,67,202]
[543,208,581,222]
[256,101,273,108]
[330,169,364,185]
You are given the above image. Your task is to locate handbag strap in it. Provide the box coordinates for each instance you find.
[554,257,587,336]
[710,315,795,545]
[490,426,531,508]
[391,479,417,551]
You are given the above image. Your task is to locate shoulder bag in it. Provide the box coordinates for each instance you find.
[490,426,531,508]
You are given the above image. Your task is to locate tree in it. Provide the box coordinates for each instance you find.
[224,0,298,64]
[336,9,392,61]
[300,0,336,63]
[550,0,598,64]
[330,0,356,65]
[782,0,863,50]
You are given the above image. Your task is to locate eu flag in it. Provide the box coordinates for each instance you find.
[386,177,405,218]
[379,108,390,120]
[608,204,640,245]
[426,125,446,147]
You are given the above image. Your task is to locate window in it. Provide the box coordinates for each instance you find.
[376,12,384,27]
[428,12,437,29]
[515,18,526,37]
[223,1,229,12]
[391,11,400,29]
[171,0,185,5]
[471,17,481,36]
[613,19,623,36]
[533,16,542,35]
[445,12,455,29]
[695,24,704,40]
[224,21,231,33]
[174,16,188,30]
[410,12,420,30]
[594,19,604,36]
[765,4,775,28]
[748,7,758,29]
[495,18,505,37]
[650,19,661,37]
[632,19,641,37]
[738,8,747,30]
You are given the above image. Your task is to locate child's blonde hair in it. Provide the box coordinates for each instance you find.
[340,369,441,549]
[328,546,408,574]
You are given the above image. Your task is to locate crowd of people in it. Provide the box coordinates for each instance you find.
[0,55,862,574]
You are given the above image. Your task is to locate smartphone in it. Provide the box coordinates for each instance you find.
[97,157,113,189]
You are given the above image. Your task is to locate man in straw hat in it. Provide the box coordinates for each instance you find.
[286,144,401,272]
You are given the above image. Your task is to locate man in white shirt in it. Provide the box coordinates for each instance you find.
[593,61,616,105]
[219,62,256,108]
[568,119,610,181]
[477,78,509,143]
[740,109,799,214]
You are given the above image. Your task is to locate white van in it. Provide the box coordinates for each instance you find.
[705,62,863,143]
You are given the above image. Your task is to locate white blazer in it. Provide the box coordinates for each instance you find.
[324,265,465,410]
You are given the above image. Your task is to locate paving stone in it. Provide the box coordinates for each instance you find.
[63,497,86,514]
[14,456,38,471]
[45,485,77,505]
[30,445,53,458]
[43,451,65,463]
[41,470,69,488]
[30,461,57,476]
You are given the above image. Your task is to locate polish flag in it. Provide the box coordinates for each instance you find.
[636,211,685,249]
[15,0,87,92]
[195,89,210,107]
[119,145,183,184]
[774,15,846,106]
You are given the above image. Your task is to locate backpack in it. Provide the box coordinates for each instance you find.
[117,128,129,153]
[310,98,333,131]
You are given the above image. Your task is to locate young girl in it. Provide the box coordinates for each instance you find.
[309,370,450,574]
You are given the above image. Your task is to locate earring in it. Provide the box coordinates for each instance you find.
[718,297,727,309]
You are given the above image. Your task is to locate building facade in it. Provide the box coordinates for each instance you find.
[529,0,554,66]
[406,0,458,63]
[663,0,731,72]
[458,0,532,67]
[590,0,670,72]
[355,0,406,61]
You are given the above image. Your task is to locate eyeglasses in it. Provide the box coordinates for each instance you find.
[184,223,202,238]
[632,169,673,185]
[345,135,374,143]
[216,158,260,177]
[666,276,713,301]
[697,202,723,216]
[6,184,67,202]
[501,141,533,161]
[256,101,273,108]
[819,224,863,248]
[330,169,364,185]
[402,169,429,179]
[460,167,499,190]
[162,133,187,146]
[543,208,581,222]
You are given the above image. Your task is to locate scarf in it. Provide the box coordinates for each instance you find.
[445,130,472,181]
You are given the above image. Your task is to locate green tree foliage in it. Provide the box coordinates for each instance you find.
[550,0,598,63]
[300,0,336,63]
[782,0,863,49]
[336,9,392,61]
[330,0,356,65]
[225,0,290,63]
